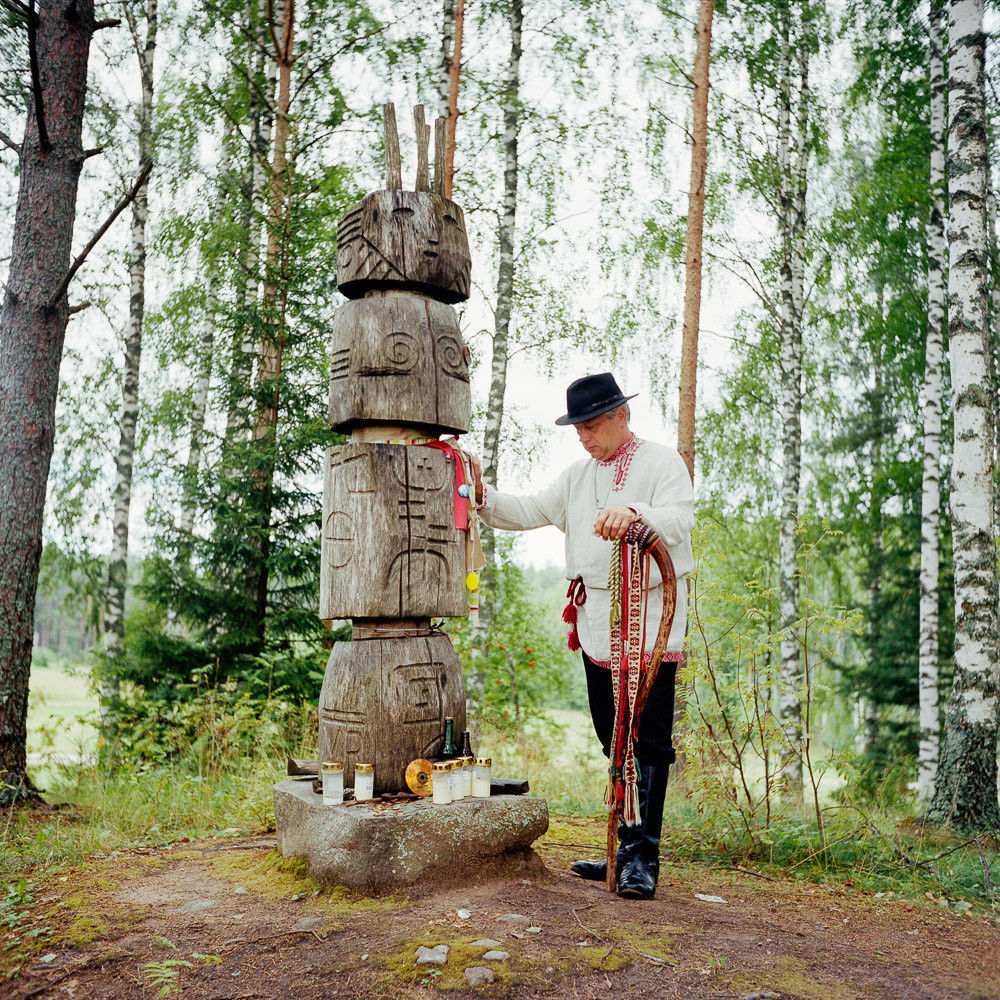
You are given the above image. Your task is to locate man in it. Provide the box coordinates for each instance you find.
[469,372,694,900]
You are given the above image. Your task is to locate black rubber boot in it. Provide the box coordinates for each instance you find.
[570,819,638,882]
[616,761,668,900]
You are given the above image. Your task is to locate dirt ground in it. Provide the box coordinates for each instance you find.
[4,817,999,1000]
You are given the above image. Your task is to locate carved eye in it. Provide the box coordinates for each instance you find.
[440,672,448,687]
[443,213,458,225]
[393,206,414,217]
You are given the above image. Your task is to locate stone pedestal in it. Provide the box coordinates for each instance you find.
[274,779,549,893]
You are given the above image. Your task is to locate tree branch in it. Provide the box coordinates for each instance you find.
[68,300,91,314]
[0,128,19,153]
[0,0,31,21]
[265,0,281,58]
[47,159,152,309]
[92,18,121,30]
[27,0,50,155]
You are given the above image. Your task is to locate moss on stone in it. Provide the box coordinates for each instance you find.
[727,956,867,1000]
[205,849,398,916]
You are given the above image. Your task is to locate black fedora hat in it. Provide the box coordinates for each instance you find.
[554,372,638,426]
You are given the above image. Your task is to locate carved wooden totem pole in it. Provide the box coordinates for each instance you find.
[319,104,473,793]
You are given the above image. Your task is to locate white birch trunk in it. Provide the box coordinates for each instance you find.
[102,0,157,706]
[928,0,1000,830]
[776,8,803,802]
[481,0,522,576]
[917,0,947,804]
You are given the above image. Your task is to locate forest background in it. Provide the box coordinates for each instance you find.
[1,0,999,921]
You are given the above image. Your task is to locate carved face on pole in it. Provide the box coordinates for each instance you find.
[337,190,472,304]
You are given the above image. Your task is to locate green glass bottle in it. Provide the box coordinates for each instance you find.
[441,717,457,759]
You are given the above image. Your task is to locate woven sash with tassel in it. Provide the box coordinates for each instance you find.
[605,536,651,827]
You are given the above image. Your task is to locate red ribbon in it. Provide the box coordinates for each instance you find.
[420,440,468,530]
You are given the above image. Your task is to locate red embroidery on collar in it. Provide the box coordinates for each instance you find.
[597,434,642,493]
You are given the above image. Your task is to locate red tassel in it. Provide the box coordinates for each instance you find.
[563,601,580,651]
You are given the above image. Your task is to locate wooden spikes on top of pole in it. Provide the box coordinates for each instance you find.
[413,104,431,192]
[383,102,402,189]
[382,102,448,197]
[434,117,446,196]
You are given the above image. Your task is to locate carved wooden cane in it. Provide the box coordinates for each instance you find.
[605,523,678,892]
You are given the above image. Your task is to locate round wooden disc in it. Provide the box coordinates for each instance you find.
[405,758,434,797]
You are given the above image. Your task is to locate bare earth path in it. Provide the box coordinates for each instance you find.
[4,820,998,1000]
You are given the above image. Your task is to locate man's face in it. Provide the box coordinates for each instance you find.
[575,410,625,461]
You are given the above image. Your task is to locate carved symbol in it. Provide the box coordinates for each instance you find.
[329,450,376,495]
[320,713,364,759]
[323,510,354,568]
[390,662,443,724]
[386,548,451,595]
[354,331,420,376]
[330,347,350,381]
[438,334,469,382]
[449,267,471,298]
[321,706,364,725]
[393,450,448,491]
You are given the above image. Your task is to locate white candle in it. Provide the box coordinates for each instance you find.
[322,761,344,804]
[473,758,491,798]
[450,760,464,800]
[354,763,374,802]
[432,762,452,804]
[461,756,474,798]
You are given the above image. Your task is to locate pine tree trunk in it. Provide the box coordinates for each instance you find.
[0,0,95,804]
[865,336,884,758]
[677,0,714,481]
[103,0,158,708]
[440,0,455,117]
[918,0,947,804]
[444,0,465,198]
[480,0,522,622]
[776,7,804,802]
[250,0,295,649]
[224,0,272,464]
[927,0,1000,830]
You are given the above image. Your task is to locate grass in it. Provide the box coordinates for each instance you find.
[27,662,98,759]
[3,703,999,929]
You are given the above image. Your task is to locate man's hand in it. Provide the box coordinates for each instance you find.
[468,451,484,506]
[594,505,638,540]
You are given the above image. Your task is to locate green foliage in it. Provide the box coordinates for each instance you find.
[684,516,863,848]
[450,543,574,732]
[106,666,317,774]
[143,958,193,997]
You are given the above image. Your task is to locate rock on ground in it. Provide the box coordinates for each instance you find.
[464,966,495,985]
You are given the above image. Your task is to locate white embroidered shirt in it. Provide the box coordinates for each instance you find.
[479,437,694,661]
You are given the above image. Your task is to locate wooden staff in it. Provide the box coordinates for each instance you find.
[605,524,677,892]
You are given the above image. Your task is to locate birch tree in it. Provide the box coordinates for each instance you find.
[917,0,947,803]
[480,0,521,585]
[776,3,812,802]
[102,0,158,708]
[928,0,1000,830]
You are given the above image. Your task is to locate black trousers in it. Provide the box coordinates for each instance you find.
[583,652,678,766]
